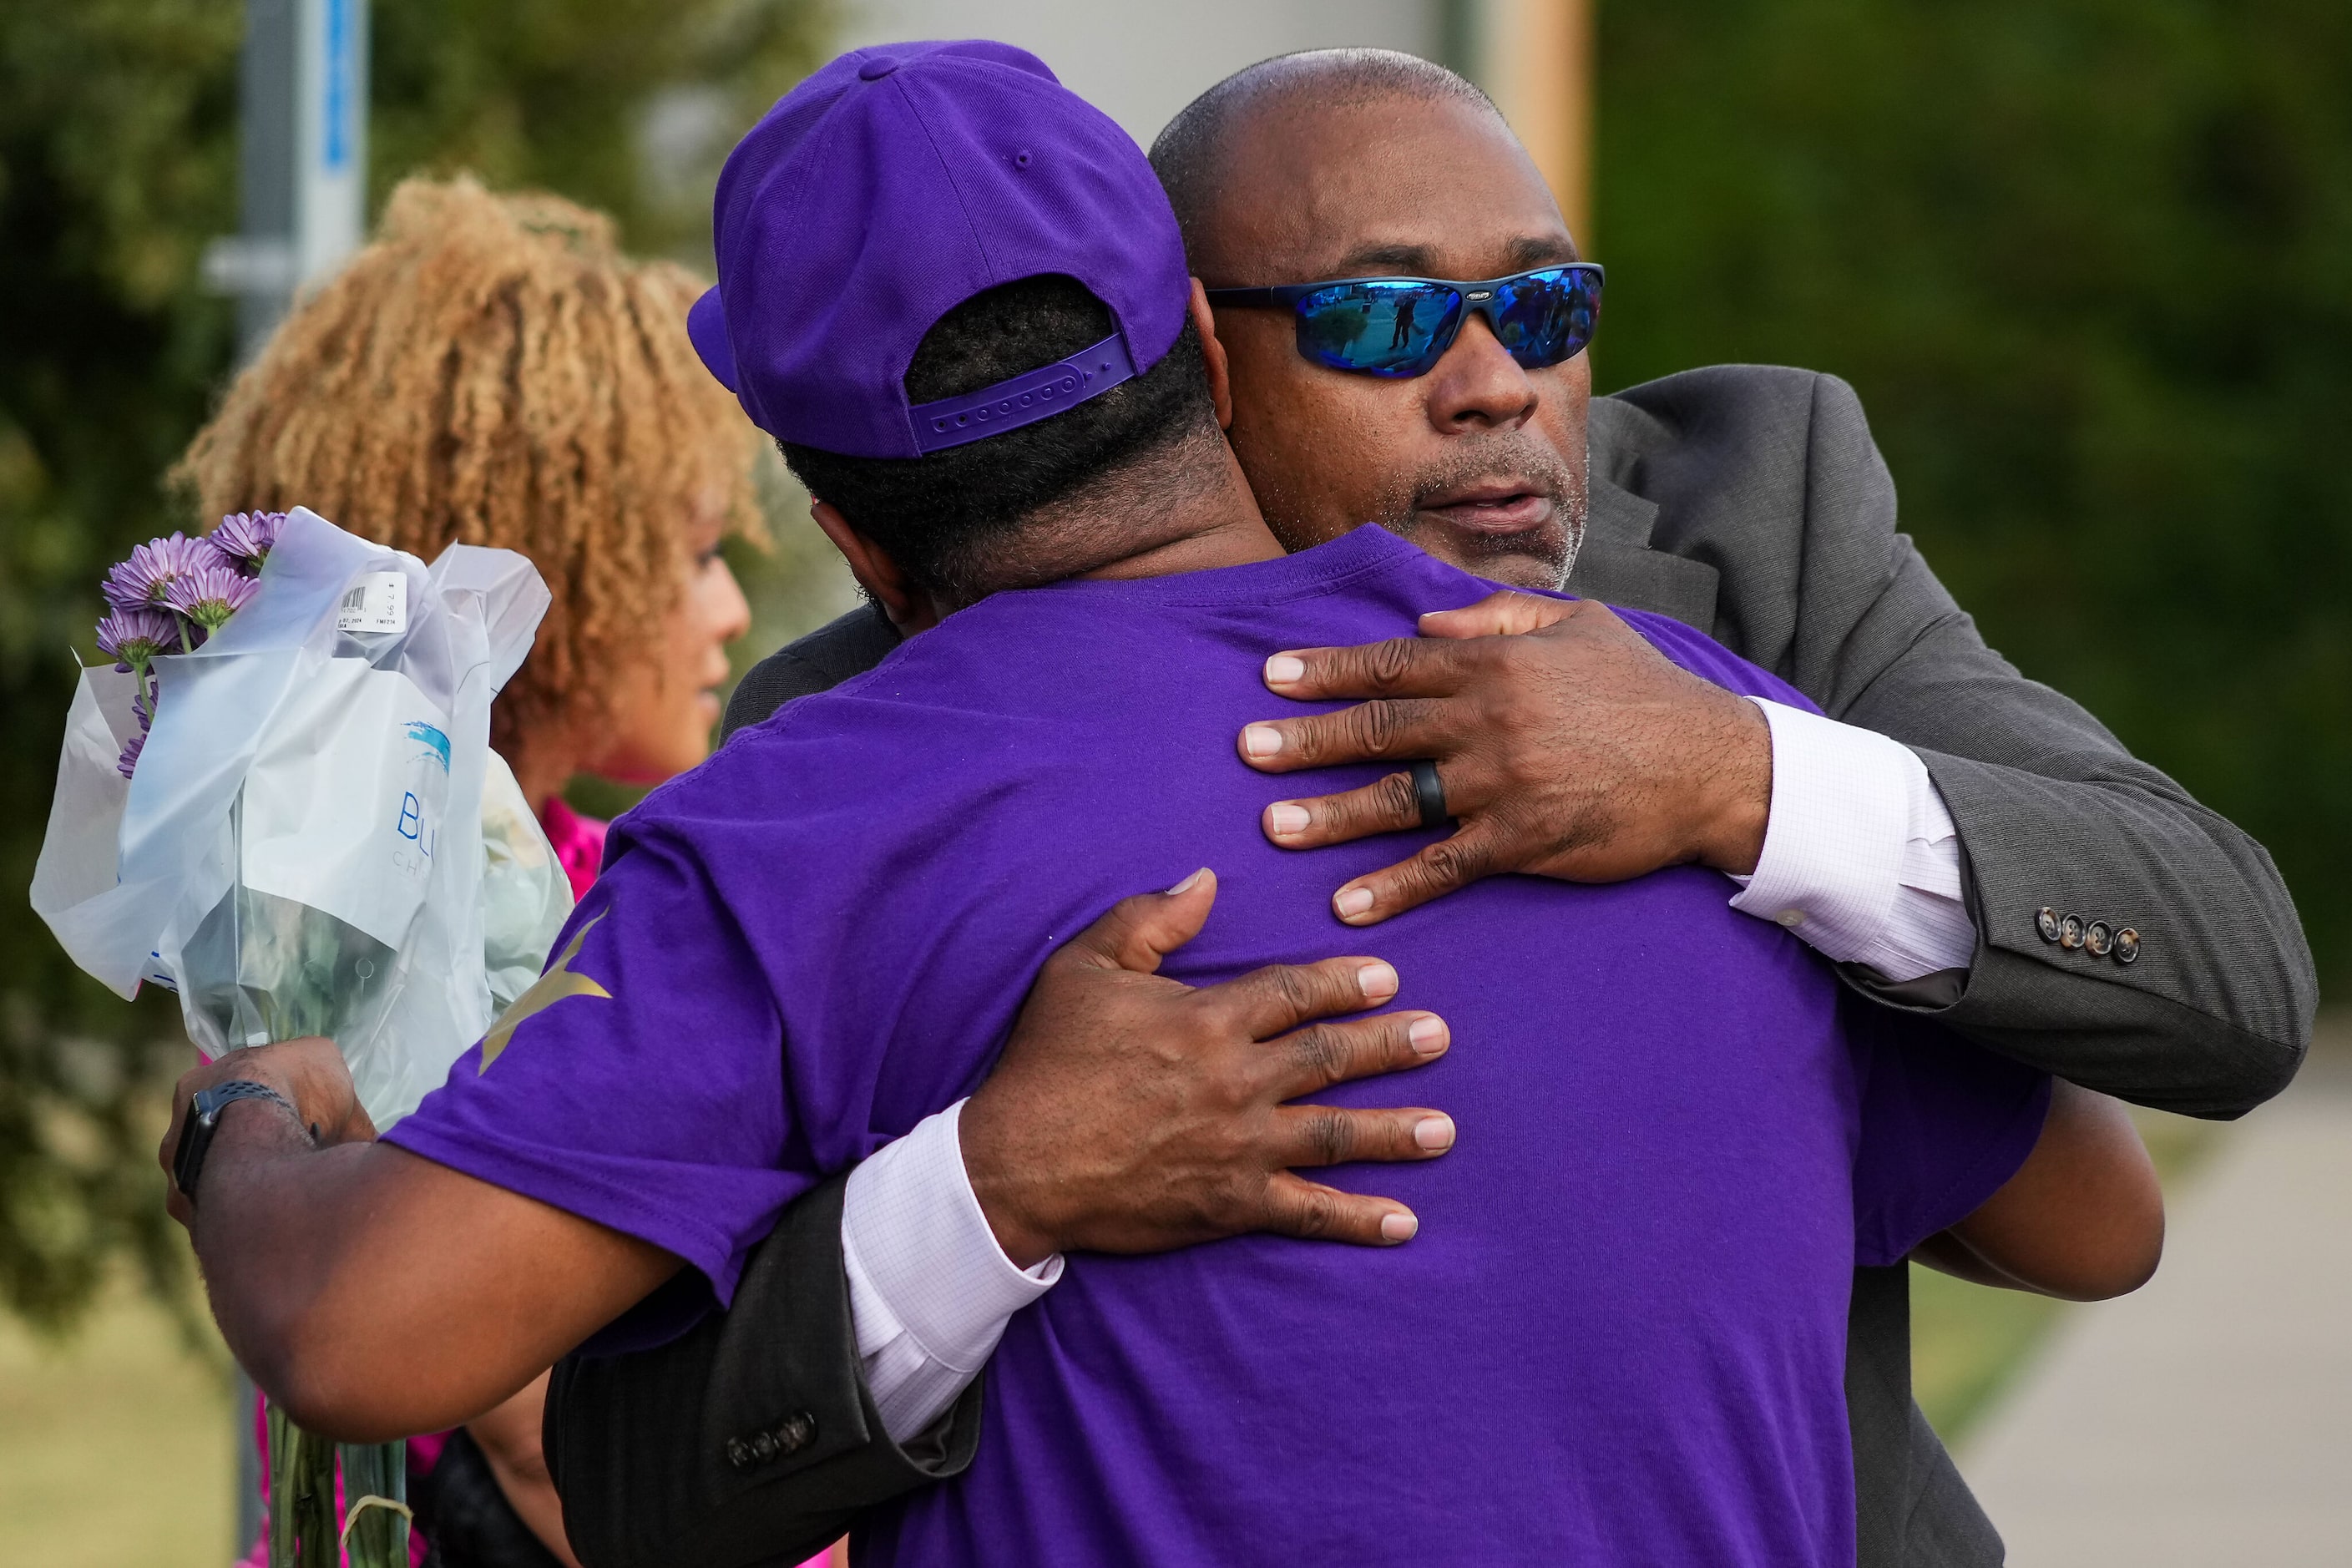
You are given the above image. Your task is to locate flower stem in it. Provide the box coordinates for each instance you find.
[266,1401,339,1567]
[337,1441,412,1568]
[263,1403,412,1568]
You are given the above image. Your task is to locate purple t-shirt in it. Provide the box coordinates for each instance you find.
[389,524,2048,1567]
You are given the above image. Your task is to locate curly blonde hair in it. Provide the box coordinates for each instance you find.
[175,175,764,755]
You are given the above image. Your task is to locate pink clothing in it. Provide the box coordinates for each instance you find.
[539,796,609,903]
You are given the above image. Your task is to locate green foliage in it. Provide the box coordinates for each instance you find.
[370,0,833,251]
[0,0,827,1334]
[1596,0,2352,986]
[1,0,245,1338]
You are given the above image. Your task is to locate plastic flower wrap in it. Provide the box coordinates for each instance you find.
[35,507,569,1126]
[36,508,574,1568]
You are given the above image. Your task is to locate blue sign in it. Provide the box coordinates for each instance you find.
[322,0,354,172]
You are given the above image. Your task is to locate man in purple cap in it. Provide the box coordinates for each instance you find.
[162,41,2165,1568]
[648,47,2310,1568]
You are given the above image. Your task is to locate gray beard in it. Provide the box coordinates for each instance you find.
[1362,432,1586,588]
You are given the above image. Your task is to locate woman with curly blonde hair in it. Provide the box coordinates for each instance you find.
[179,174,759,1568]
[181,173,761,894]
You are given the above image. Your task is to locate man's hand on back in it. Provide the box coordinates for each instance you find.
[958,868,1456,1267]
[1237,590,1773,925]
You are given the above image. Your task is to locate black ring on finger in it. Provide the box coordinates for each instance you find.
[1409,759,1449,830]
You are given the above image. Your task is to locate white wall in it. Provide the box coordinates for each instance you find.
[833,0,1440,147]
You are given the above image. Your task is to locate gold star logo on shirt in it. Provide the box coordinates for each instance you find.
[479,912,613,1072]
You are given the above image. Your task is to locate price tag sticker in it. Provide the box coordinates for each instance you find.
[336,572,408,635]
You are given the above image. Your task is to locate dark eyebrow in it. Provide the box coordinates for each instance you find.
[1505,233,1581,269]
[1318,233,1581,281]
[1325,242,1446,276]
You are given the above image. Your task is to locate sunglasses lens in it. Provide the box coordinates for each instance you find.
[1489,269,1601,368]
[1292,281,1463,377]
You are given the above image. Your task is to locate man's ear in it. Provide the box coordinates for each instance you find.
[808,501,942,634]
[1188,278,1234,431]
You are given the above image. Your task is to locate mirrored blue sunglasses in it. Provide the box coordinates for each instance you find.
[1206,263,1604,378]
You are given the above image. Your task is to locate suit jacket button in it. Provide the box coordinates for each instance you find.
[726,1438,753,1469]
[776,1412,817,1455]
[751,1431,780,1462]
[2057,913,2086,950]
[2114,927,2141,964]
[2086,921,2114,957]
[2035,907,2061,943]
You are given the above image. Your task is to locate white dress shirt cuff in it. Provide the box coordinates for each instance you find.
[1727,698,1975,983]
[842,1099,1063,1443]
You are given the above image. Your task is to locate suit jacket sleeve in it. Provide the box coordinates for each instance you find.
[545,1171,982,1568]
[1594,366,2314,1117]
[721,602,903,741]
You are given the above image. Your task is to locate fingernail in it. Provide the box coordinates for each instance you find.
[1380,1211,1419,1243]
[1355,960,1399,999]
[1166,867,1209,894]
[1414,1114,1456,1152]
[1408,1014,1448,1055]
[1241,725,1283,758]
[1334,887,1376,919]
[1267,802,1310,836]
[1264,654,1307,685]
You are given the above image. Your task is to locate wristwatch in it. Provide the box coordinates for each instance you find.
[171,1080,296,1200]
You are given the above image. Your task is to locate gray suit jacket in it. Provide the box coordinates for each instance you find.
[546,365,2314,1568]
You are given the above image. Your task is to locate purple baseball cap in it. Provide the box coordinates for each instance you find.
[689,40,1192,459]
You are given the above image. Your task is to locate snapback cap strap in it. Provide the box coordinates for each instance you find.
[909,332,1136,455]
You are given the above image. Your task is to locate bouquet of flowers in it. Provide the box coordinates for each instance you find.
[32,507,571,1567]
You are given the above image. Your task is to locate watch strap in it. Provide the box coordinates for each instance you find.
[172,1079,296,1199]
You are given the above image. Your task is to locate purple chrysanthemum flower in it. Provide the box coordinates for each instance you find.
[210,510,286,574]
[101,533,228,613]
[164,559,259,631]
[95,605,185,672]
[116,730,146,781]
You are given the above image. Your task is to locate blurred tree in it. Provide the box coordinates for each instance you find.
[370,0,833,252]
[1596,0,2352,989]
[0,0,828,1333]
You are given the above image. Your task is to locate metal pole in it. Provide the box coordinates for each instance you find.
[226,0,296,359]
[211,5,371,1547]
[205,0,370,362]
[235,1368,264,1558]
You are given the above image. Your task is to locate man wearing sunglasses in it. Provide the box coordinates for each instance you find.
[523,48,2307,1568]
